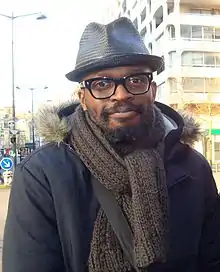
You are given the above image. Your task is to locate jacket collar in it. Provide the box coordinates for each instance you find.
[36,101,201,149]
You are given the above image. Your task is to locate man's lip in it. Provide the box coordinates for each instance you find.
[110,111,139,119]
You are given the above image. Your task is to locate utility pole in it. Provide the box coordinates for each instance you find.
[11,12,17,166]
[0,12,47,166]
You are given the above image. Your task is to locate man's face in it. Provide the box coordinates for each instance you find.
[79,65,157,143]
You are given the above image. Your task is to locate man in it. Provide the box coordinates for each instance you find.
[3,17,220,272]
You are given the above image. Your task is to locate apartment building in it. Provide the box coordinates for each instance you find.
[110,0,220,164]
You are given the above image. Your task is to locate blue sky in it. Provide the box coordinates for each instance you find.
[0,0,110,112]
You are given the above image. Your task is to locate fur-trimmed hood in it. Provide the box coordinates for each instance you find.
[36,101,201,147]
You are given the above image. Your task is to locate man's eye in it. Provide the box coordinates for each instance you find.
[130,78,142,84]
[92,80,113,89]
[97,81,109,87]
[128,75,148,85]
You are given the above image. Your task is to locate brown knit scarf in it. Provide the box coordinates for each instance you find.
[70,105,169,271]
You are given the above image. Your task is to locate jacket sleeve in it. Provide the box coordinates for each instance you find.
[2,163,65,272]
[198,164,220,272]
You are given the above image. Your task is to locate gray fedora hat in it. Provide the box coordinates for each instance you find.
[66,17,163,82]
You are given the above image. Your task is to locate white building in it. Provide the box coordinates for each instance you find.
[107,0,220,163]
[116,0,220,103]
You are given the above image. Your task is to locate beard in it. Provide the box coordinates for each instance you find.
[85,101,155,145]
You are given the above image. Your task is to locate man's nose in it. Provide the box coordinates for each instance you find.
[110,84,133,102]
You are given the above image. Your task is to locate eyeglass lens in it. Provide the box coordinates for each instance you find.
[89,74,151,99]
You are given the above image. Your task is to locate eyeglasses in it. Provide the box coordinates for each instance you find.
[79,72,153,99]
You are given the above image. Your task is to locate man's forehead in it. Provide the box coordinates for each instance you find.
[83,65,152,80]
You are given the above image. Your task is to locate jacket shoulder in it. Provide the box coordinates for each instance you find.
[16,143,88,189]
[188,146,212,171]
[19,143,82,170]
[172,141,211,169]
[19,143,67,166]
[187,146,218,196]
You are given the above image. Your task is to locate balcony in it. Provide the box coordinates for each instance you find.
[169,92,220,104]
[167,9,220,27]
[160,65,219,80]
[181,66,220,78]
[168,75,220,104]
[180,39,220,52]
[179,0,220,5]
[180,13,220,27]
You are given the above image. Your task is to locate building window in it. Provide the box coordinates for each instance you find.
[169,51,176,67]
[141,7,146,23]
[204,52,215,66]
[169,78,177,93]
[140,27,147,39]
[154,6,163,28]
[148,43,152,53]
[147,0,151,13]
[205,78,220,93]
[156,83,165,102]
[182,52,203,67]
[167,3,174,14]
[181,25,220,40]
[213,9,220,15]
[180,25,191,39]
[157,56,165,75]
[182,78,204,92]
[149,22,152,33]
[182,51,220,67]
[182,77,220,93]
[168,25,175,39]
[190,9,212,15]
[216,54,220,66]
[190,9,201,14]
[192,53,203,66]
[191,26,202,39]
[203,26,214,39]
[214,28,220,39]
[133,18,138,29]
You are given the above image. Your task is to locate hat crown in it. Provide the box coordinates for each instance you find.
[75,17,149,68]
[65,17,163,82]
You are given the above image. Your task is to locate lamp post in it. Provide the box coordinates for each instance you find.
[30,88,36,151]
[16,86,48,151]
[30,86,48,150]
[0,12,47,166]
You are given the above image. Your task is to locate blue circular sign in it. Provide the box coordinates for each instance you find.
[0,158,13,171]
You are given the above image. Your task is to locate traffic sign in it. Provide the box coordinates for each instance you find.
[0,158,13,171]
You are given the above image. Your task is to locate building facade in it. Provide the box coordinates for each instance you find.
[0,107,32,151]
[110,0,220,165]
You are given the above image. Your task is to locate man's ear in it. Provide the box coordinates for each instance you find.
[151,81,157,101]
[78,88,87,111]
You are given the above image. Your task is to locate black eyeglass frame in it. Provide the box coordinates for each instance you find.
[79,72,153,100]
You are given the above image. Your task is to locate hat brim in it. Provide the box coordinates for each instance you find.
[65,54,163,82]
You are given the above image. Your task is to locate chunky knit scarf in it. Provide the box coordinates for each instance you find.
[70,105,169,272]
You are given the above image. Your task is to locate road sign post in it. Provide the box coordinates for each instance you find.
[0,158,13,171]
[10,129,18,167]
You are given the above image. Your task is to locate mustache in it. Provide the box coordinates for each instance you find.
[103,102,144,115]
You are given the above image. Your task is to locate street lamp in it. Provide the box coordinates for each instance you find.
[30,86,48,150]
[16,86,48,151]
[0,12,47,166]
